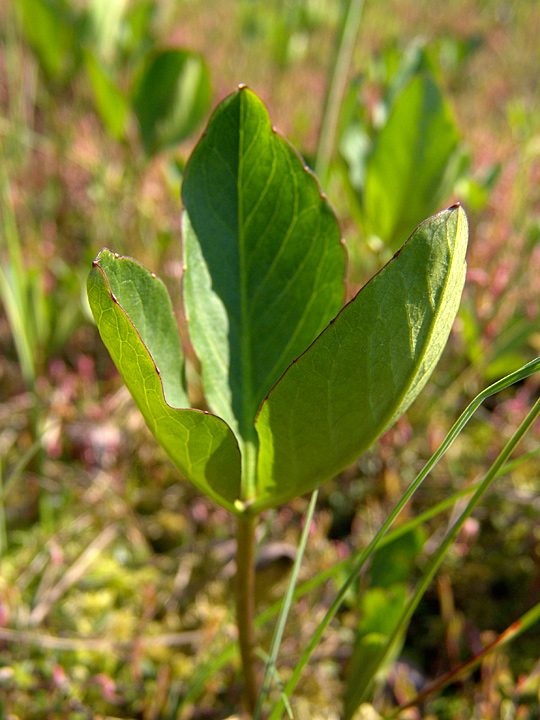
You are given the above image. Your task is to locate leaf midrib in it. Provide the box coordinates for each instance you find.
[238,90,258,501]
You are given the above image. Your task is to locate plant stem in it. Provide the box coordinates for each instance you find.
[315,0,365,187]
[236,513,258,715]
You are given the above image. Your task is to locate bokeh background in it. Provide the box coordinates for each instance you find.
[1,1,540,718]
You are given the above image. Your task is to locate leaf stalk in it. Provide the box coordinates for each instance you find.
[236,512,259,714]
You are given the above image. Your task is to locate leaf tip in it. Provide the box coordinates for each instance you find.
[238,82,248,90]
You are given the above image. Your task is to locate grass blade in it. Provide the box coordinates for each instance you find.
[254,488,319,719]
[267,356,540,719]
[356,391,540,705]
[316,0,365,186]
[385,598,540,718]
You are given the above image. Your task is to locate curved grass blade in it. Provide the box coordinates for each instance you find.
[255,204,468,512]
[254,487,319,719]
[356,391,540,707]
[87,249,241,512]
[267,355,540,720]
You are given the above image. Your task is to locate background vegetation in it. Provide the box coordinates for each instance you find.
[1,0,539,718]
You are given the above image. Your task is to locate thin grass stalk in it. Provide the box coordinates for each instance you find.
[267,357,540,719]
[254,488,319,719]
[0,437,43,502]
[385,598,540,719]
[315,0,365,187]
[353,391,540,706]
[0,151,36,388]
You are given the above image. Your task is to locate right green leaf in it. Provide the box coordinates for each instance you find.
[363,75,459,250]
[254,205,468,512]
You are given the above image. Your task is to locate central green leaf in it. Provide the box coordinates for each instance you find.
[182,87,346,495]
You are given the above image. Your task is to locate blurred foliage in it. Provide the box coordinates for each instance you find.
[16,0,212,153]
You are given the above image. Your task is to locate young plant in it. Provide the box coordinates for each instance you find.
[87,86,468,713]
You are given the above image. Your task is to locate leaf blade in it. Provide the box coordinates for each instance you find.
[182,87,346,447]
[133,49,211,155]
[87,249,241,512]
[83,49,128,140]
[254,205,468,511]
[363,75,460,249]
[16,0,78,83]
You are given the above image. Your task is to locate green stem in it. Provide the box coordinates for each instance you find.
[236,513,258,715]
[315,0,365,186]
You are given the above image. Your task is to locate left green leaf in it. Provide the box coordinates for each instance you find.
[87,249,241,513]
